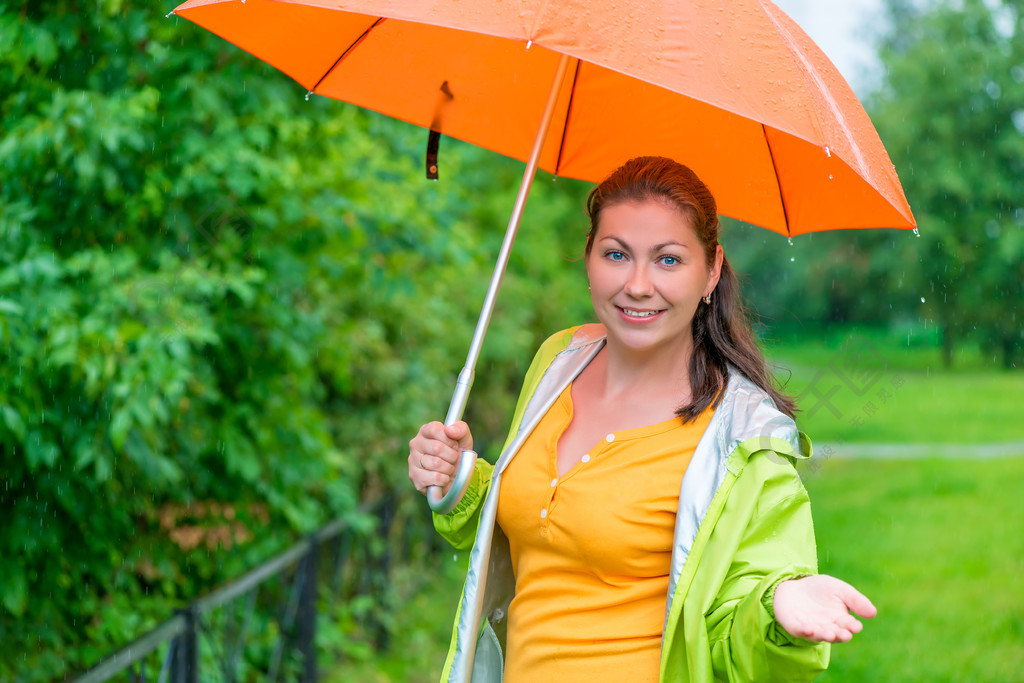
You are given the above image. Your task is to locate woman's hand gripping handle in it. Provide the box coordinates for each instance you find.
[408,421,477,515]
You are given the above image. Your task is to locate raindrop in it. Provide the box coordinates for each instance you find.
[526,40,533,50]
[824,145,831,158]
[1011,110,1024,134]
[305,90,313,101]
[828,174,833,180]
[789,257,795,262]
[920,297,926,303]
[913,228,920,237]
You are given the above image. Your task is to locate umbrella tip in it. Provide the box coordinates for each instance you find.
[787,237,794,246]
[305,90,314,101]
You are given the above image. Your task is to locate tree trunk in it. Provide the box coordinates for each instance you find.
[1002,334,1021,371]
[942,323,954,369]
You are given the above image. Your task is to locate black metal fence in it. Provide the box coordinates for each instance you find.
[72,497,400,683]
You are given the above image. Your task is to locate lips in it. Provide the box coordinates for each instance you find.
[618,306,665,321]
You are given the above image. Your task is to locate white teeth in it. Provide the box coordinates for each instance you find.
[622,309,660,318]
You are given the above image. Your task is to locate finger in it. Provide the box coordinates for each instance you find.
[419,453,456,476]
[419,421,453,445]
[839,586,877,619]
[418,437,456,461]
[829,627,853,643]
[411,469,452,495]
[835,613,863,634]
[443,421,474,450]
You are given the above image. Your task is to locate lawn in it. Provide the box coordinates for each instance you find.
[765,328,1024,444]
[805,456,1024,682]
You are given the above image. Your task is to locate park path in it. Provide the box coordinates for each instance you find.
[816,441,1024,459]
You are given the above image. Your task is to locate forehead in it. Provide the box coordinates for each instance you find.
[595,199,698,243]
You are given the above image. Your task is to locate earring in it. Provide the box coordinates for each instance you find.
[703,293,711,305]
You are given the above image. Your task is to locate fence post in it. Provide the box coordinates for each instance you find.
[170,606,199,683]
[297,536,318,683]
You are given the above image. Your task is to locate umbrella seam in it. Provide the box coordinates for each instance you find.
[552,58,581,177]
[309,16,386,97]
[762,124,792,238]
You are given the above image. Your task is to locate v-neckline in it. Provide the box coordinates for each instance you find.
[553,383,684,478]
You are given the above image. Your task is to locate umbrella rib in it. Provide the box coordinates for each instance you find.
[308,16,386,97]
[761,124,792,238]
[552,58,581,177]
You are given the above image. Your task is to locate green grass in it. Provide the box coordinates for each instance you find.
[804,456,1024,682]
[764,328,1024,443]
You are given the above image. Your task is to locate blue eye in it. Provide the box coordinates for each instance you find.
[660,255,679,266]
[605,250,626,261]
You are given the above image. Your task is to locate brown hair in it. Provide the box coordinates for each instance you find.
[585,156,797,421]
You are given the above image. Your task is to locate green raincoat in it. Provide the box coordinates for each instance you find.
[433,325,830,682]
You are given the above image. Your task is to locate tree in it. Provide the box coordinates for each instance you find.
[867,0,1024,367]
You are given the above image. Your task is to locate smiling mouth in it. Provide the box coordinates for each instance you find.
[619,307,664,318]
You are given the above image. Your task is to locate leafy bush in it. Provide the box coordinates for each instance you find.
[0,1,591,678]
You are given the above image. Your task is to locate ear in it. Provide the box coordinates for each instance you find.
[705,245,724,296]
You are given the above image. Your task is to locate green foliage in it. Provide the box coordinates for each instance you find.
[866,0,1024,367]
[724,0,1024,370]
[0,1,590,678]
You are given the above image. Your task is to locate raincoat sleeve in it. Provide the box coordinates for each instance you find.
[431,327,578,550]
[705,450,830,681]
[431,459,494,551]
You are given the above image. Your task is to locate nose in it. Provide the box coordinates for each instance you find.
[623,264,654,298]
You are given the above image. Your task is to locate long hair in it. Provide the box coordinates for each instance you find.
[585,156,797,421]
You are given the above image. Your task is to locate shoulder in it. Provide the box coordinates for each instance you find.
[531,324,606,367]
[716,368,810,469]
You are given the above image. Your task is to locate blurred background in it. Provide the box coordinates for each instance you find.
[1,0,1021,680]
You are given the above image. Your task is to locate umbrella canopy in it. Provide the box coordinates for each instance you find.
[171,0,914,236]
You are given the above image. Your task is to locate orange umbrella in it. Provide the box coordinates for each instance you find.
[171,0,916,512]
[171,0,914,235]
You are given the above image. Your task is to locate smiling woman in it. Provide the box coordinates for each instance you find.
[409,157,876,682]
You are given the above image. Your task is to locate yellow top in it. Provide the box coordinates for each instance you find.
[496,383,715,682]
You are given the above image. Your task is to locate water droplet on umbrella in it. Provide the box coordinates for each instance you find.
[913,228,920,237]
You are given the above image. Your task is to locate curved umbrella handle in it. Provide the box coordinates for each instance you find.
[427,449,477,515]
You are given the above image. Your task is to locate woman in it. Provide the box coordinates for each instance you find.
[409,157,875,682]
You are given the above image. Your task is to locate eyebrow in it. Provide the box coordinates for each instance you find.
[600,235,691,252]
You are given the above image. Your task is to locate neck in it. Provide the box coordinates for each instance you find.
[597,332,695,402]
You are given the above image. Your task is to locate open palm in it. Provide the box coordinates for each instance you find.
[773,575,877,643]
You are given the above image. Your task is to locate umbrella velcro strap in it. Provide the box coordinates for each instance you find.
[426,129,441,180]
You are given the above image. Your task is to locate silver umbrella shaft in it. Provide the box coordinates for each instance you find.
[427,52,573,516]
